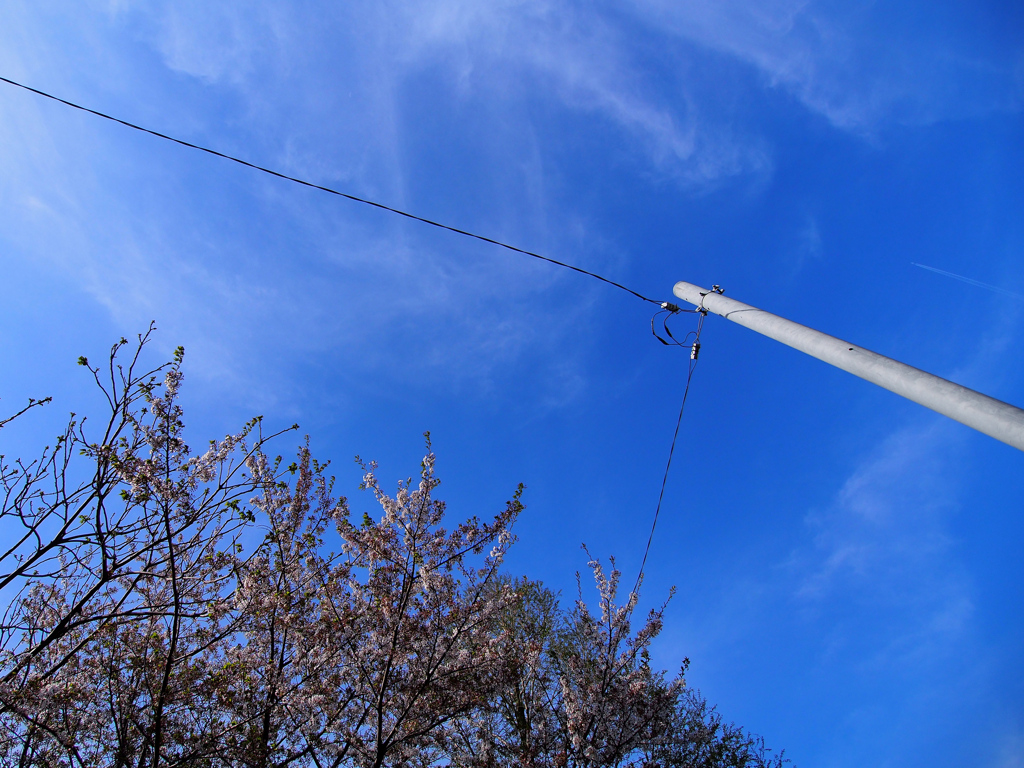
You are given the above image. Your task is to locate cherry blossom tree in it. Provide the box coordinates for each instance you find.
[642,689,787,768]
[0,328,290,766]
[442,558,682,768]
[0,331,785,768]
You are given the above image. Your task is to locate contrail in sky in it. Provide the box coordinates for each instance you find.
[911,263,1024,302]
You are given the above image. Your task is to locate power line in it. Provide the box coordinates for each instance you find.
[0,75,662,306]
[632,308,705,598]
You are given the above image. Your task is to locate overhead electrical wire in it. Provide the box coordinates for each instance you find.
[0,75,662,306]
[631,307,705,598]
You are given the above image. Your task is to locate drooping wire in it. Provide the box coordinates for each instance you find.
[0,75,662,306]
[651,304,701,348]
[632,307,706,598]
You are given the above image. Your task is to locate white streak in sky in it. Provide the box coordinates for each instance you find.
[911,263,1024,302]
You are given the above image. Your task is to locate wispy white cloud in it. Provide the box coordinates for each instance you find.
[791,281,1021,617]
[632,0,1022,132]
[993,728,1024,768]
[791,421,972,669]
[18,1,763,411]
[799,423,955,588]
[779,212,824,279]
[154,4,273,86]
[394,1,772,185]
[763,300,1022,759]
[126,0,1022,197]
[125,0,770,187]
[0,0,781,403]
[0,3,614,407]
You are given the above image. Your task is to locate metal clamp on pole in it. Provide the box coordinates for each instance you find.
[673,281,1024,452]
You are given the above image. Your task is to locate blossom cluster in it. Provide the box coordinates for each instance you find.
[0,333,784,768]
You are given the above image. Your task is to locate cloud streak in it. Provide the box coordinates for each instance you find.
[632,0,1022,132]
[912,262,1024,302]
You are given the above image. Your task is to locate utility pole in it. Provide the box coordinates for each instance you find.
[672,281,1024,452]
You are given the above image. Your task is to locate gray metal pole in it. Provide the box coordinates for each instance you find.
[673,281,1024,452]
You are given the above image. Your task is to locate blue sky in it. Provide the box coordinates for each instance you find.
[2,2,1023,765]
